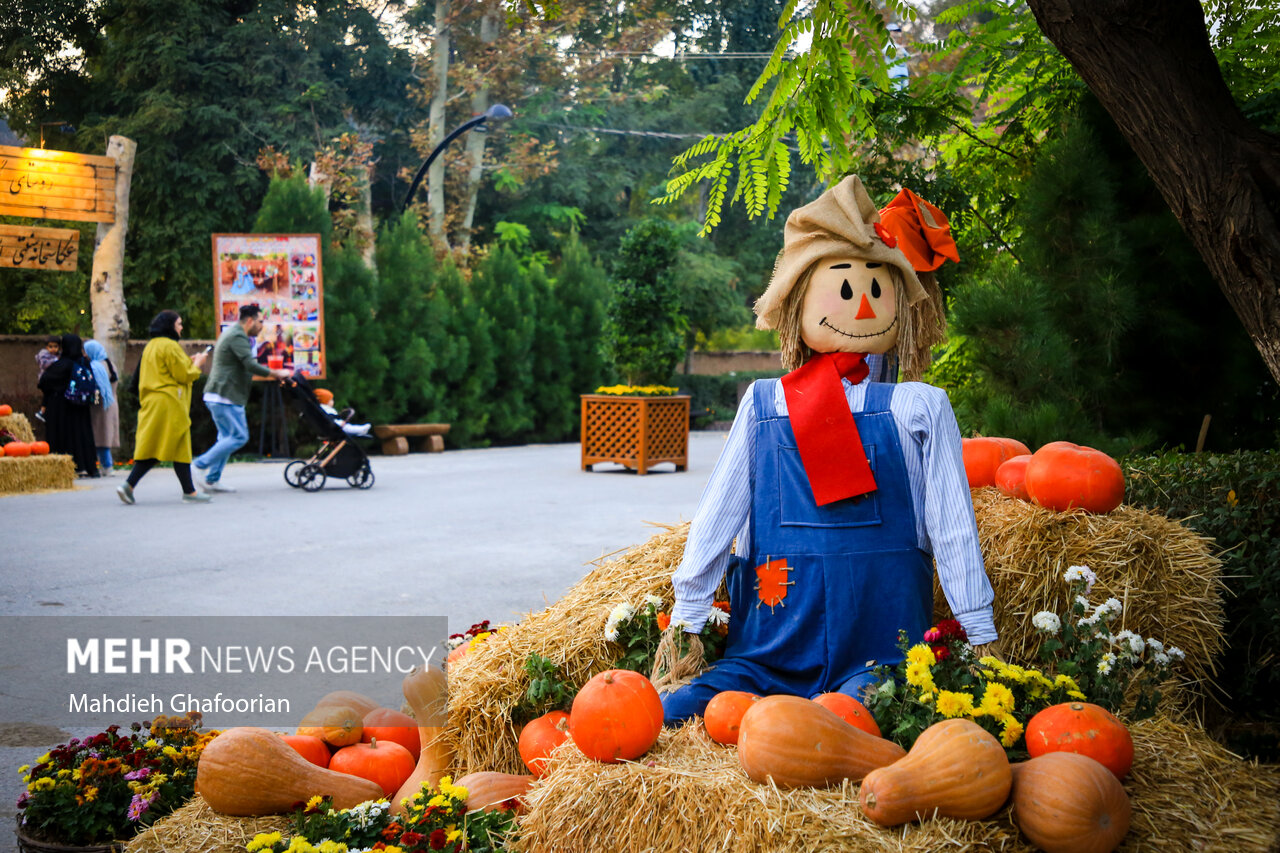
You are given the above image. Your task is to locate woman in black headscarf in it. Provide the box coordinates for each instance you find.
[36,333,100,477]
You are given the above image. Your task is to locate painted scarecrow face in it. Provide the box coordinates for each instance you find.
[799,256,900,355]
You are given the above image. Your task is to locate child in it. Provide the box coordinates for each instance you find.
[34,335,60,422]
[313,388,372,436]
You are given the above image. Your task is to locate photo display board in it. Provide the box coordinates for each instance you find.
[212,234,325,378]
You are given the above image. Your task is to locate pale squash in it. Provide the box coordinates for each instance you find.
[859,718,1012,826]
[455,771,534,812]
[196,727,383,816]
[313,690,381,717]
[736,695,906,788]
[1011,752,1131,853]
[391,665,454,814]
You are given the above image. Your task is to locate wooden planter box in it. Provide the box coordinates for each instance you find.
[580,394,690,475]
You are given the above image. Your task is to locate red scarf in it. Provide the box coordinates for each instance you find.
[780,351,877,506]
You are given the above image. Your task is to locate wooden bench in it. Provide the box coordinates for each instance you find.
[372,423,451,455]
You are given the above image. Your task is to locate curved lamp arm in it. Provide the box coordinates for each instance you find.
[400,103,513,214]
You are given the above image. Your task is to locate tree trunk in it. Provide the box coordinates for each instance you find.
[308,160,332,201]
[427,0,452,252]
[90,135,135,370]
[1025,0,1280,384]
[459,11,500,254]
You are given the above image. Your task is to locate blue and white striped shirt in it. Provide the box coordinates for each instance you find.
[671,376,998,645]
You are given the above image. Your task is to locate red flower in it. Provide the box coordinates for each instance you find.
[937,619,967,641]
[381,823,403,841]
[874,221,898,248]
[400,830,425,846]
[429,828,449,850]
[932,644,951,662]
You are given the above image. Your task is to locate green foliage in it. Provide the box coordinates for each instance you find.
[375,212,442,424]
[1206,0,1280,135]
[1123,451,1280,725]
[673,228,752,366]
[322,247,392,425]
[553,231,611,400]
[519,652,576,722]
[526,261,575,441]
[606,219,688,385]
[473,247,538,444]
[697,323,779,352]
[670,370,783,424]
[430,261,496,448]
[253,174,332,242]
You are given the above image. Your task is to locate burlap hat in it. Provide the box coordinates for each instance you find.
[754,175,926,331]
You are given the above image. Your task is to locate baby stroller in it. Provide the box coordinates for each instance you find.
[280,373,375,491]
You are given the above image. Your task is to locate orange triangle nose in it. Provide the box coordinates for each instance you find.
[855,293,877,320]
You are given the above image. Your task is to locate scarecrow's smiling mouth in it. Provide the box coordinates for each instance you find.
[820,315,897,339]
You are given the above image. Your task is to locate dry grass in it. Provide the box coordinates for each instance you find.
[123,796,291,853]
[0,412,36,442]
[513,716,1280,852]
[0,454,76,495]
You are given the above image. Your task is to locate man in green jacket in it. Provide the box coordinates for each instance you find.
[193,304,291,492]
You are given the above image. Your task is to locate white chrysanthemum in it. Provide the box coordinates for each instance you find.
[604,624,620,642]
[706,608,730,627]
[1097,652,1117,675]
[643,594,664,609]
[1094,598,1123,620]
[1167,646,1186,662]
[671,618,692,633]
[1153,651,1170,666]
[1114,630,1145,658]
[1077,614,1099,629]
[1031,612,1061,634]
[610,602,636,623]
[1074,594,1092,611]
[1146,638,1164,654]
[1064,565,1098,592]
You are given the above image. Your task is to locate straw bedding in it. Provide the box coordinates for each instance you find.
[124,796,291,853]
[0,454,76,495]
[0,412,37,442]
[514,715,1280,853]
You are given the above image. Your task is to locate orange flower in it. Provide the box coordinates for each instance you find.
[713,600,731,613]
[657,613,671,631]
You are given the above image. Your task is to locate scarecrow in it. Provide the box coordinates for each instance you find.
[659,176,1000,724]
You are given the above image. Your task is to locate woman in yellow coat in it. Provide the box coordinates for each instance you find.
[116,311,211,504]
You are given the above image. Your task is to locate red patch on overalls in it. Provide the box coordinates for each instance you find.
[755,558,792,607]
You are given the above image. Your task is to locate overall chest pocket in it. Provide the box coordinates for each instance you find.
[777,443,883,528]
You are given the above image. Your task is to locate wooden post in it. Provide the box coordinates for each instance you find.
[1195,414,1211,453]
[90,135,136,371]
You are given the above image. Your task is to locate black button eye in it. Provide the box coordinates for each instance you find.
[840,280,853,300]
[870,277,881,299]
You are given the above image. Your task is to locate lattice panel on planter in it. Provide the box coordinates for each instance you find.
[580,394,690,475]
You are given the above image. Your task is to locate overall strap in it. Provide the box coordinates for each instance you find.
[862,381,895,414]
[752,378,781,420]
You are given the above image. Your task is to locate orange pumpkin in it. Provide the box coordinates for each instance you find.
[362,707,421,758]
[447,644,469,665]
[569,669,664,763]
[0,404,12,416]
[298,704,363,747]
[519,710,571,777]
[995,454,1032,501]
[961,437,1031,489]
[1026,702,1133,779]
[737,695,905,788]
[280,734,332,768]
[329,737,417,797]
[30,441,50,455]
[1024,441,1125,513]
[1011,752,1131,853]
[703,691,760,745]
[811,692,881,738]
[0,445,5,458]
[3,441,30,458]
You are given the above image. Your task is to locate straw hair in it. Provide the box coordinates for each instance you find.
[0,454,76,495]
[123,796,291,853]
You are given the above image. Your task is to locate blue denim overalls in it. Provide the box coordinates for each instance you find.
[662,379,933,724]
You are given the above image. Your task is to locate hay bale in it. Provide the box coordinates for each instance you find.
[0,411,36,442]
[0,454,76,494]
[513,716,1280,852]
[444,523,689,775]
[124,795,292,853]
[951,489,1226,697]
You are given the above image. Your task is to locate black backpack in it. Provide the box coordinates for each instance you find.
[64,359,102,406]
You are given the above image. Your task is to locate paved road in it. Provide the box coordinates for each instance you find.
[0,433,727,850]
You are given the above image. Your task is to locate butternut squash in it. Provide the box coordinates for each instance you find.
[391,664,455,814]
[313,690,381,717]
[1011,752,1131,853]
[736,695,905,788]
[195,726,383,816]
[859,718,1012,826]
[455,771,535,812]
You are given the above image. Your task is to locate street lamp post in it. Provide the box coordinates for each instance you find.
[400,103,513,214]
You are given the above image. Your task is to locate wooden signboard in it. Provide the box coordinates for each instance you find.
[0,224,79,271]
[0,145,117,224]
[212,234,326,379]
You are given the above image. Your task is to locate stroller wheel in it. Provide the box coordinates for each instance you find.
[347,460,375,490]
[299,463,327,492]
[284,460,306,488]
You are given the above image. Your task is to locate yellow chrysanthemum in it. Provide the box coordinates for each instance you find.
[1001,717,1025,748]
[448,828,463,843]
[247,832,283,852]
[905,661,933,688]
[18,765,29,773]
[306,794,325,811]
[30,777,55,792]
[906,644,937,668]
[317,840,346,853]
[284,836,315,853]
[1054,673,1082,692]
[439,777,469,801]
[83,786,98,802]
[978,682,1016,716]
[1067,690,1087,700]
[427,794,448,809]
[936,690,976,719]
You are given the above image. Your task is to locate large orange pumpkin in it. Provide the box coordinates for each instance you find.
[1026,702,1133,780]
[1024,442,1125,513]
[3,441,30,458]
[703,691,760,745]
[362,707,420,758]
[1011,752,1131,853]
[518,710,571,777]
[280,734,332,768]
[329,737,416,796]
[569,669,664,763]
[995,454,1032,501]
[811,692,881,737]
[961,437,1031,489]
